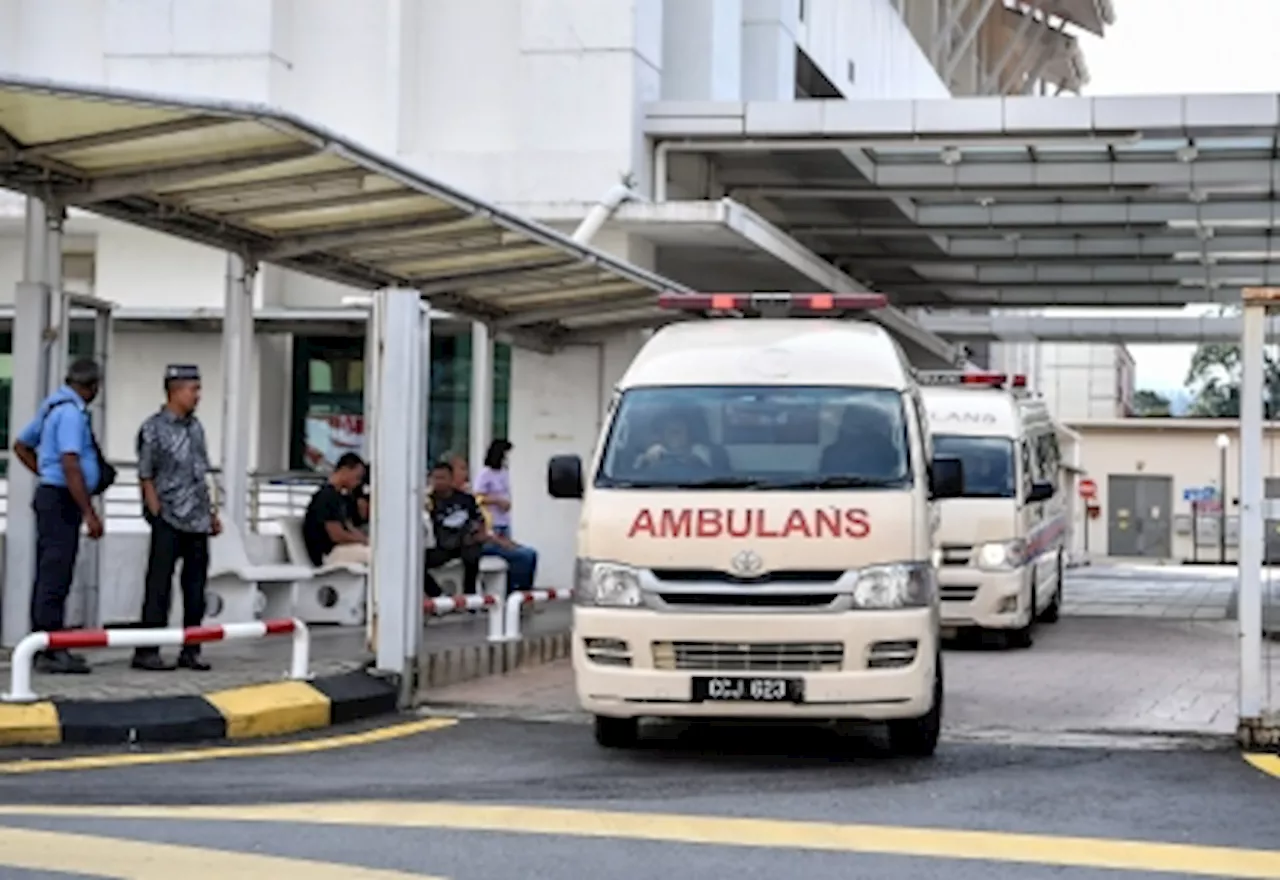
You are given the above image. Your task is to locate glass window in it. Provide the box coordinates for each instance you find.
[932,435,1016,499]
[595,385,911,489]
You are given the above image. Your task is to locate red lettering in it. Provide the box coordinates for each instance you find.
[628,509,656,537]
[696,508,723,538]
[844,508,871,539]
[726,509,754,538]
[781,509,812,538]
[815,509,841,538]
[660,509,692,538]
[756,508,780,538]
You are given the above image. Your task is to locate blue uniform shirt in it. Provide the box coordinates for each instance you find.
[16,385,101,490]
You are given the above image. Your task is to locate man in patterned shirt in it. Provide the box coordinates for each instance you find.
[132,364,221,672]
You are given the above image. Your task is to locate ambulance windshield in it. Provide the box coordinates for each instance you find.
[931,435,1015,498]
[596,386,912,490]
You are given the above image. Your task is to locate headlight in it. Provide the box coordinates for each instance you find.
[975,540,1025,571]
[574,559,643,607]
[852,563,936,609]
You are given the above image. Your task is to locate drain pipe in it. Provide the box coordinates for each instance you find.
[573,182,642,244]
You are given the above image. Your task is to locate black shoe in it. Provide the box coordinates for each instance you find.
[37,650,91,675]
[177,651,211,672]
[131,653,176,671]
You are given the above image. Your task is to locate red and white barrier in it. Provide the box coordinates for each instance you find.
[503,588,573,642]
[2,618,310,704]
[424,593,504,641]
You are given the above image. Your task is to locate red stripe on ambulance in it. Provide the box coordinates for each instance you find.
[628,508,871,539]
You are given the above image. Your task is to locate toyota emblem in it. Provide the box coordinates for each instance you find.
[730,550,764,577]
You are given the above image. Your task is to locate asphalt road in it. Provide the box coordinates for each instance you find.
[0,714,1277,879]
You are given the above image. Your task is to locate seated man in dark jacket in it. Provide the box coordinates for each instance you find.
[424,460,488,596]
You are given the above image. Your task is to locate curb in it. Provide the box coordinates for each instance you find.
[0,670,398,747]
[416,630,571,692]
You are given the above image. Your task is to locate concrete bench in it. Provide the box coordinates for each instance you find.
[278,515,368,626]
[183,523,312,625]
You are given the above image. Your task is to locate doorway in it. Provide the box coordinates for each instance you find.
[1107,474,1173,558]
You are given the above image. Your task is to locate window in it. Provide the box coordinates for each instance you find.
[288,332,513,472]
[1033,430,1061,484]
[596,385,912,489]
[0,325,97,477]
[932,435,1016,499]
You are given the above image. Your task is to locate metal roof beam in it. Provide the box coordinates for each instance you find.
[916,311,1280,343]
[943,0,1001,81]
[889,284,1242,305]
[171,167,367,201]
[19,115,234,158]
[914,199,1280,226]
[413,258,580,294]
[938,234,1280,259]
[909,263,1280,285]
[870,159,1280,189]
[494,290,650,328]
[257,212,477,260]
[216,187,414,221]
[67,144,318,204]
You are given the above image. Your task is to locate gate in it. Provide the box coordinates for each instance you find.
[1107,475,1173,558]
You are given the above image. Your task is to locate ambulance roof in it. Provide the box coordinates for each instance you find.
[619,319,910,391]
[921,385,1053,438]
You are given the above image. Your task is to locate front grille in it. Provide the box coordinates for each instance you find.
[940,584,980,602]
[652,640,844,672]
[658,593,838,608]
[651,568,844,585]
[941,545,973,566]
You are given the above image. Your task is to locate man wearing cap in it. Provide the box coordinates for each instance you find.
[12,358,108,675]
[133,364,221,672]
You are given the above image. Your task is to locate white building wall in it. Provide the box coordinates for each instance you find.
[797,0,948,99]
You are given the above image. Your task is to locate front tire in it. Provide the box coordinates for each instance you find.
[886,655,942,757]
[1004,580,1036,649]
[594,715,639,749]
[1039,553,1063,623]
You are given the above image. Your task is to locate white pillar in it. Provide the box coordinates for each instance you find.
[741,0,798,100]
[468,321,493,471]
[3,198,52,646]
[219,254,255,528]
[43,209,66,397]
[1238,291,1267,724]
[662,0,744,101]
[368,288,428,686]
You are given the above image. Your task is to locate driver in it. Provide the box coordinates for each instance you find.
[633,411,713,472]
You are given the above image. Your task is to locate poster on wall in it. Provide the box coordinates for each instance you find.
[304,413,365,471]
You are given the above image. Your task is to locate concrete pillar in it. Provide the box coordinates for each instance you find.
[1237,293,1267,726]
[741,0,798,100]
[2,198,52,646]
[368,288,428,694]
[43,209,66,397]
[469,321,493,470]
[219,254,255,528]
[661,0,743,101]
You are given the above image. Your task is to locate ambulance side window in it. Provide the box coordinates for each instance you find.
[1019,440,1034,499]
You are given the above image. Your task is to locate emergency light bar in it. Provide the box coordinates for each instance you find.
[657,292,887,315]
[918,371,1028,389]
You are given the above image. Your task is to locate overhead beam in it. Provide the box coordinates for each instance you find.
[914,199,1280,227]
[928,234,1280,259]
[904,262,1280,285]
[216,187,415,221]
[19,116,234,159]
[915,311,1280,344]
[943,0,1001,82]
[869,158,1280,189]
[495,290,652,328]
[982,6,1040,93]
[256,212,481,260]
[885,284,1242,305]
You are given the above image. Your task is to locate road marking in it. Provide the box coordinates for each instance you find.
[205,680,330,739]
[0,825,446,878]
[0,716,457,775]
[2,801,1276,877]
[1244,752,1280,778]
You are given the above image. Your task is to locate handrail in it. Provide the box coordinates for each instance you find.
[2,618,310,703]
[503,589,572,642]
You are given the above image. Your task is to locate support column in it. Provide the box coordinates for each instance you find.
[43,208,67,397]
[3,198,52,646]
[1238,290,1267,729]
[368,288,428,694]
[219,254,256,529]
[468,321,493,471]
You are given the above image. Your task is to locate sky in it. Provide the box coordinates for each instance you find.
[1070,0,1280,391]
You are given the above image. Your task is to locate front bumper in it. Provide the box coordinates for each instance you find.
[572,606,937,720]
[938,567,1029,629]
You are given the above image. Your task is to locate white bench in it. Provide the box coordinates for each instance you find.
[278,515,368,626]
[179,524,312,625]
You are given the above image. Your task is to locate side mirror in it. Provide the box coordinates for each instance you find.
[929,456,964,500]
[547,454,584,499]
[1027,480,1054,503]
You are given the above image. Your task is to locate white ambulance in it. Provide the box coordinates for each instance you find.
[918,372,1066,648]
[547,293,965,756]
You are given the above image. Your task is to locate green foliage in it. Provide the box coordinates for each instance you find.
[1184,341,1280,418]
[1131,388,1171,416]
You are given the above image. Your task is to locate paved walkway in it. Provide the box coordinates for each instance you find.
[1062,564,1239,619]
[424,615,1276,739]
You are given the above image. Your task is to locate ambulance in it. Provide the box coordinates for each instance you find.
[546,292,964,756]
[918,372,1066,648]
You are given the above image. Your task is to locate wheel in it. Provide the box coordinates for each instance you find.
[1004,581,1036,649]
[886,655,942,757]
[1039,553,1063,624]
[593,715,639,749]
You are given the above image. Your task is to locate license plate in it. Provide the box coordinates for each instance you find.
[691,676,803,703]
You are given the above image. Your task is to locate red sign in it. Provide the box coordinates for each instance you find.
[1078,479,1097,499]
[628,507,871,540]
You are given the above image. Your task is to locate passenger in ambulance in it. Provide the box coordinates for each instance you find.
[818,404,903,480]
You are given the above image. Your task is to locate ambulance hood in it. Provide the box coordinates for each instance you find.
[579,489,919,571]
[936,497,1018,547]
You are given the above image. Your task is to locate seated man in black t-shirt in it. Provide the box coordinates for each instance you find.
[303,453,369,567]
[424,460,488,596]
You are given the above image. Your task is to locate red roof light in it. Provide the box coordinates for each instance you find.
[657,292,887,314]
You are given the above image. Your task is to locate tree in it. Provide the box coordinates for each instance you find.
[1131,389,1171,416]
[1185,340,1280,418]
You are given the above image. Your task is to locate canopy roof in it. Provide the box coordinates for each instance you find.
[648,94,1280,309]
[0,75,688,345]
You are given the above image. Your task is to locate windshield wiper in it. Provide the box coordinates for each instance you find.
[760,475,899,490]
[599,476,766,489]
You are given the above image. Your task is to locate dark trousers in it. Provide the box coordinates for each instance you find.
[424,543,482,596]
[137,517,208,655]
[31,485,83,633]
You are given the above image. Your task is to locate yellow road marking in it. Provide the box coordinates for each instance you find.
[0,825,446,878]
[0,800,1275,878]
[205,680,331,739]
[0,716,457,775]
[1244,752,1280,778]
